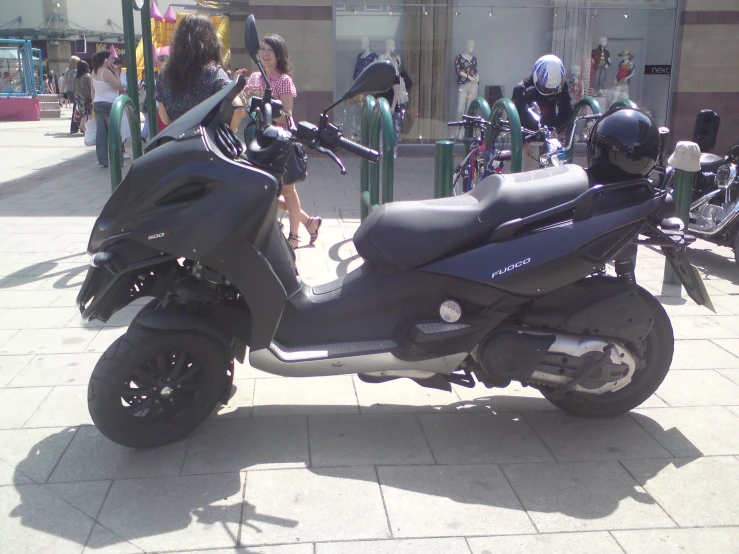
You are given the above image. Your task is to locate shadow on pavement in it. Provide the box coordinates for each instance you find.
[0,253,88,290]
[8,401,700,550]
[687,247,738,286]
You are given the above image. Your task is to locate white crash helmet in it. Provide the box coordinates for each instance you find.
[532,55,565,96]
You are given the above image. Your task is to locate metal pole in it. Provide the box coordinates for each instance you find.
[663,141,700,289]
[141,0,157,138]
[609,98,639,111]
[121,0,139,112]
[360,95,376,220]
[566,96,603,163]
[109,95,143,191]
[434,140,455,198]
[464,97,491,155]
[490,98,523,173]
[376,99,394,205]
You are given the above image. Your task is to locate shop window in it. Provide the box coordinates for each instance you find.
[335,0,678,143]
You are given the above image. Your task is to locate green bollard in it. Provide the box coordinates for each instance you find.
[662,141,700,290]
[434,140,455,198]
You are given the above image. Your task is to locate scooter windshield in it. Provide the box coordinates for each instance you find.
[145,75,246,153]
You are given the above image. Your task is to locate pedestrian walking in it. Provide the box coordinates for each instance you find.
[238,35,321,250]
[64,56,80,131]
[155,14,243,131]
[73,60,93,134]
[91,50,125,167]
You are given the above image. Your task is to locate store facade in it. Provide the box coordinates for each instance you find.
[333,0,680,143]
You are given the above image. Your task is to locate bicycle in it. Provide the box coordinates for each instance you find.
[447,108,604,196]
[447,114,512,196]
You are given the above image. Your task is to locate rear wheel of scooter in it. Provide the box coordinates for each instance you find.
[543,288,674,417]
[734,233,739,268]
[88,328,230,448]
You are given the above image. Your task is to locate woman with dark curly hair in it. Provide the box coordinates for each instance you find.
[155,13,242,128]
[237,35,321,250]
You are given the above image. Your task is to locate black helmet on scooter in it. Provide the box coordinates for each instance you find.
[587,108,661,183]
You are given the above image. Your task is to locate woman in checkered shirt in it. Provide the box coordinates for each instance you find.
[238,35,322,250]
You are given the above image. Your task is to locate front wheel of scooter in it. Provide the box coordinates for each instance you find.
[88,328,230,448]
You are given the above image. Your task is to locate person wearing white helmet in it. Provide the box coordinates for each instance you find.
[512,54,572,135]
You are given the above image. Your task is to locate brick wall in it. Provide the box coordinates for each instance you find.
[671,7,739,154]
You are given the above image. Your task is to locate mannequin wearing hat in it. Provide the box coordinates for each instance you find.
[615,50,635,88]
[611,50,636,104]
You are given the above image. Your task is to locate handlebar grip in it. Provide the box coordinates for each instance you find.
[447,121,466,127]
[338,136,380,162]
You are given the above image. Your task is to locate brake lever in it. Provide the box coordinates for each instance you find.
[316,145,346,175]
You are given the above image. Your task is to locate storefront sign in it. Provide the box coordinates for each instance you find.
[644,65,671,75]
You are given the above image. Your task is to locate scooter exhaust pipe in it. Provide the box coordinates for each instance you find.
[249,340,468,378]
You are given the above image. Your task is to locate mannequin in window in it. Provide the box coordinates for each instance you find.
[455,39,479,123]
[590,37,610,93]
[379,39,408,105]
[378,39,405,157]
[353,37,378,80]
[615,50,635,93]
[611,49,636,104]
[568,64,583,106]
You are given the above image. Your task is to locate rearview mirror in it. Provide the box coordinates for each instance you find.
[342,61,397,101]
[245,15,260,65]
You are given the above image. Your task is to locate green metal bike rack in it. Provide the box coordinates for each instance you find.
[363,97,394,219]
[109,95,144,191]
[463,96,491,155]
[565,96,604,163]
[609,98,639,111]
[107,0,154,191]
[489,98,523,173]
[360,95,377,220]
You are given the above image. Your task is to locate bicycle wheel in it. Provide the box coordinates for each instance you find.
[488,127,513,175]
[452,151,475,196]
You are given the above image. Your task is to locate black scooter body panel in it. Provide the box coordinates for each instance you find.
[275,263,516,348]
[85,122,300,350]
[420,196,662,296]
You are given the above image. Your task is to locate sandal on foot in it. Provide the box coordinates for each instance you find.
[287,233,300,250]
[305,216,322,245]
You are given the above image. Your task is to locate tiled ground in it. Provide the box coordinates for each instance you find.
[0,118,738,553]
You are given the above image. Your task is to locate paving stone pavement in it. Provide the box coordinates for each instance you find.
[1,118,739,553]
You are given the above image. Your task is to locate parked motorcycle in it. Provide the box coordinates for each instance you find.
[77,16,712,449]
[688,139,739,267]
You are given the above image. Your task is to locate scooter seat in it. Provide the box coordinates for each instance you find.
[354,165,590,270]
[700,153,725,172]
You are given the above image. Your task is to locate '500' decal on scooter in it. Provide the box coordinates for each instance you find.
[491,257,531,279]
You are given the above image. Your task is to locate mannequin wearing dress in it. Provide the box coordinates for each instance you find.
[611,49,636,104]
[353,37,378,80]
[568,64,583,106]
[455,39,479,122]
[591,37,611,93]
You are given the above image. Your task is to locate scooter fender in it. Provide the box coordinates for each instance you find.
[133,306,251,363]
